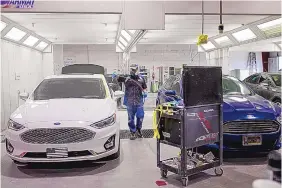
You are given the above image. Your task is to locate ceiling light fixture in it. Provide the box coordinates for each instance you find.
[23,35,39,46]
[118,42,125,50]
[201,41,216,50]
[121,30,131,41]
[257,18,282,37]
[232,28,257,42]
[36,41,48,50]
[4,27,27,41]
[0,21,7,32]
[258,18,282,30]
[119,36,128,46]
[214,36,232,45]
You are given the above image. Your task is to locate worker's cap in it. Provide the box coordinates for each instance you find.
[129,64,138,70]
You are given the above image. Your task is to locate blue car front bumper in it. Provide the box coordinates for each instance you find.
[203,132,281,152]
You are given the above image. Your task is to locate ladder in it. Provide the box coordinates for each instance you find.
[247,52,257,74]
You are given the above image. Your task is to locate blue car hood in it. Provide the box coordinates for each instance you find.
[223,94,281,122]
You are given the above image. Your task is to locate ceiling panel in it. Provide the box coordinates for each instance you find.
[3,13,121,44]
[141,15,267,44]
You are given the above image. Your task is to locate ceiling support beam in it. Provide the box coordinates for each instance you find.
[1,15,51,52]
[125,30,147,53]
[2,1,280,16]
[201,16,282,52]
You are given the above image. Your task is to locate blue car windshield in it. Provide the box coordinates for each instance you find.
[223,77,252,95]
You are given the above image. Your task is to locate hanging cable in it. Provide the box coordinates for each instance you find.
[219,0,224,33]
[201,0,204,34]
[220,0,222,25]
[197,0,208,46]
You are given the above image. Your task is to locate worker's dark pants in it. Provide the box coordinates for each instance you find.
[127,105,144,133]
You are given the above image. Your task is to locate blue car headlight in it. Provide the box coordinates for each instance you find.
[90,114,116,129]
[8,119,25,131]
[276,116,281,124]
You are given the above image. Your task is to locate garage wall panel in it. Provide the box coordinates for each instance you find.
[131,44,207,69]
[1,40,44,131]
[229,52,263,73]
[53,44,64,75]
[42,52,55,78]
[62,44,119,74]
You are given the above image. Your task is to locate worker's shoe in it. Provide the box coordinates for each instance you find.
[136,129,143,138]
[130,132,136,140]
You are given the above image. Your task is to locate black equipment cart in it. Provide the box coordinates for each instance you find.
[156,66,223,186]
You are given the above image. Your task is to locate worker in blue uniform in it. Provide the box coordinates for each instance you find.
[113,64,147,140]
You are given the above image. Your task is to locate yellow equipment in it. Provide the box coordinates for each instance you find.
[197,34,208,45]
[152,103,177,139]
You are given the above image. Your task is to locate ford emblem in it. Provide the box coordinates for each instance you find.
[54,122,61,125]
[247,115,256,119]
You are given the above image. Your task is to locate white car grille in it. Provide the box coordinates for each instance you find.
[223,121,280,134]
[20,128,95,144]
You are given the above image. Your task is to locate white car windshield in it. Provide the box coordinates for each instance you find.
[33,78,106,100]
[223,77,252,95]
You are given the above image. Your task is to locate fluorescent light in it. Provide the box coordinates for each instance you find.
[23,35,39,46]
[118,42,125,50]
[4,27,26,41]
[258,18,282,37]
[201,41,216,50]
[119,37,128,46]
[232,29,257,42]
[128,30,136,34]
[36,41,48,50]
[214,36,232,45]
[258,18,282,30]
[121,30,131,41]
[0,21,7,31]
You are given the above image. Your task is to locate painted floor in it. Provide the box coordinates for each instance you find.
[1,139,268,188]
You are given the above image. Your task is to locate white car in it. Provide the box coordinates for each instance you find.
[5,74,124,165]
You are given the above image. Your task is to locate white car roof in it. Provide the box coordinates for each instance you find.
[44,74,105,80]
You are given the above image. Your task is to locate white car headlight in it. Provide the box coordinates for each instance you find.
[90,114,116,129]
[8,119,25,131]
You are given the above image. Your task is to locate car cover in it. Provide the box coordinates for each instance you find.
[62,64,105,75]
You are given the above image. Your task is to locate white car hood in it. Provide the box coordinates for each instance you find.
[11,98,116,125]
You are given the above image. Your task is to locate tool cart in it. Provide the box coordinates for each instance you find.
[156,66,223,186]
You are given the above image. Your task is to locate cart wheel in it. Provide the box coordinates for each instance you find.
[214,167,223,176]
[181,177,189,187]
[160,169,168,178]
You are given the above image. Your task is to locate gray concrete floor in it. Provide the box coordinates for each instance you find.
[1,139,268,188]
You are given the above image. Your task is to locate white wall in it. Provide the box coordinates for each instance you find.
[1,40,53,131]
[58,44,120,74]
[229,51,263,73]
[42,52,54,78]
[53,44,207,75]
[131,44,206,68]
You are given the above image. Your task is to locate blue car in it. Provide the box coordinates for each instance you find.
[157,75,281,152]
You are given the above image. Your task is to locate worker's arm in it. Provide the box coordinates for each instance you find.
[117,76,126,83]
[141,77,147,90]
[141,77,148,98]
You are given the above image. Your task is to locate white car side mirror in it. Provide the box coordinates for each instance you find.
[19,92,29,101]
[114,91,124,99]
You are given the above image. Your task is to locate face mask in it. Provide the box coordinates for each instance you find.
[130,69,137,76]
